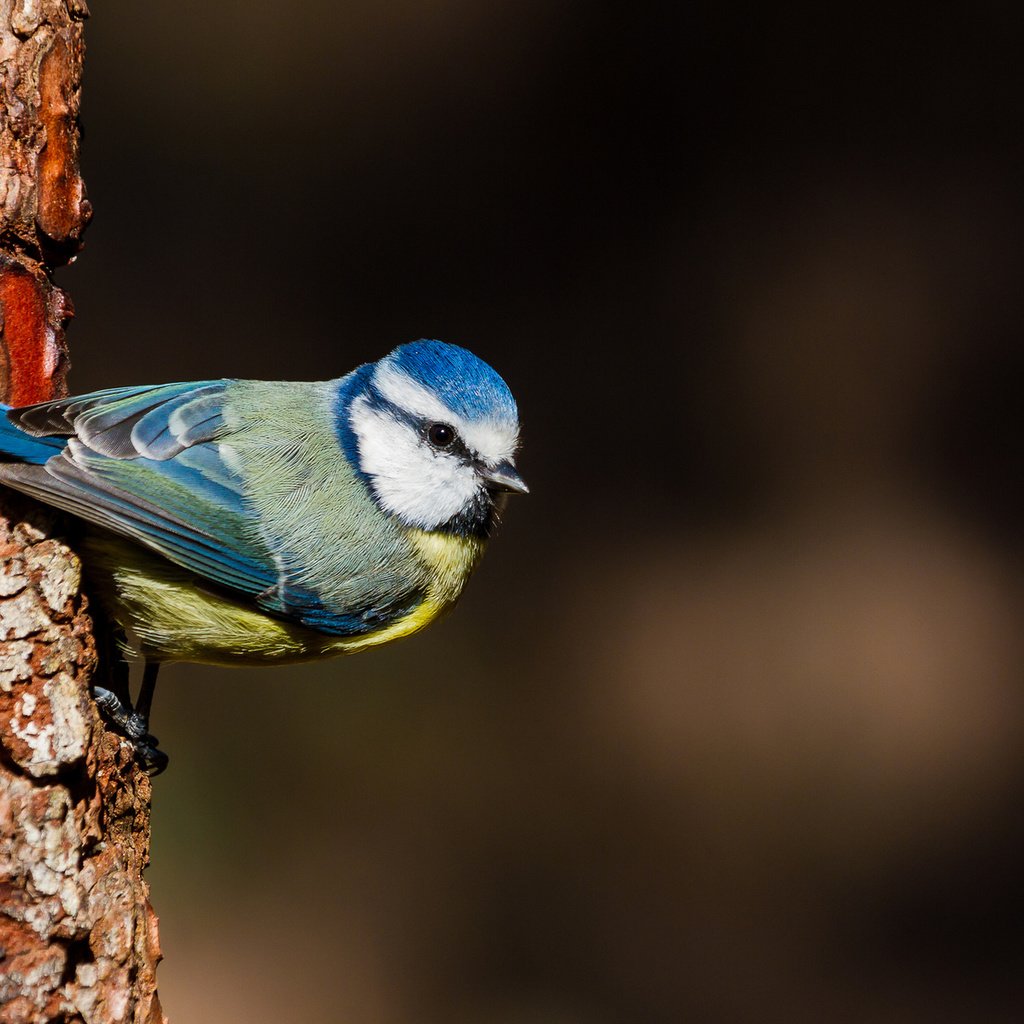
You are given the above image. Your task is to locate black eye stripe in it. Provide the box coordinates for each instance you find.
[364,391,470,458]
[423,421,474,460]
[356,385,481,466]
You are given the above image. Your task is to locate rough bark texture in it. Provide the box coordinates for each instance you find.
[1,4,165,1022]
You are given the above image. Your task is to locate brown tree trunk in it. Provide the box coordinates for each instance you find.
[0,4,165,1022]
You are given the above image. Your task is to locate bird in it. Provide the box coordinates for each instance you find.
[0,339,527,771]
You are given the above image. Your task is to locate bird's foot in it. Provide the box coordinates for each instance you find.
[92,686,170,776]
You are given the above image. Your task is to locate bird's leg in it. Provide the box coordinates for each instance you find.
[127,662,168,777]
[91,625,169,775]
[91,612,138,734]
[130,663,159,737]
[90,607,133,721]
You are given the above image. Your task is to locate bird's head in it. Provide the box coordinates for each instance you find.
[339,340,527,537]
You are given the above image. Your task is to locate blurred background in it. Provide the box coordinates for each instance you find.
[61,3,1023,1021]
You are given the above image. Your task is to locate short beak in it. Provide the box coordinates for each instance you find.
[480,460,529,494]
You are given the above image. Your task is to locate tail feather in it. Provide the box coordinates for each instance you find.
[0,405,67,464]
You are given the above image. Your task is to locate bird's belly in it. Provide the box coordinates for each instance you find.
[80,528,483,667]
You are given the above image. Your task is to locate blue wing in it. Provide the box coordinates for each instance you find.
[0,380,423,634]
[1,383,405,635]
[1,382,278,591]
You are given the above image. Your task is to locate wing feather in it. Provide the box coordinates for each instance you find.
[2,381,422,637]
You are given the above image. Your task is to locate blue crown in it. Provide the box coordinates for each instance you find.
[387,340,518,424]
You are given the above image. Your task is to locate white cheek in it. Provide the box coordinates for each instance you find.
[351,399,479,529]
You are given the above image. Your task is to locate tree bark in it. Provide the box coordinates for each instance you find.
[0,4,165,1022]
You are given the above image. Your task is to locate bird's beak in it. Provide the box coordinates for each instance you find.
[480,460,529,494]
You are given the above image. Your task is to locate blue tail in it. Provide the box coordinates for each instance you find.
[0,404,68,465]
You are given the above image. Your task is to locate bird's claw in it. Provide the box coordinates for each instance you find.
[92,686,170,776]
[136,741,169,776]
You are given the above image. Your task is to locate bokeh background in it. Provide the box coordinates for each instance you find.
[61,3,1023,1022]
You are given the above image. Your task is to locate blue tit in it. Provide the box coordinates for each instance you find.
[0,339,526,759]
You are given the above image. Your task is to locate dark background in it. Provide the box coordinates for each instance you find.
[62,3,1023,1021]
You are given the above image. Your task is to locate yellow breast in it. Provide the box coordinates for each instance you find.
[81,528,485,667]
[357,528,485,649]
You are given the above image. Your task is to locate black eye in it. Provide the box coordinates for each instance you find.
[427,422,457,449]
